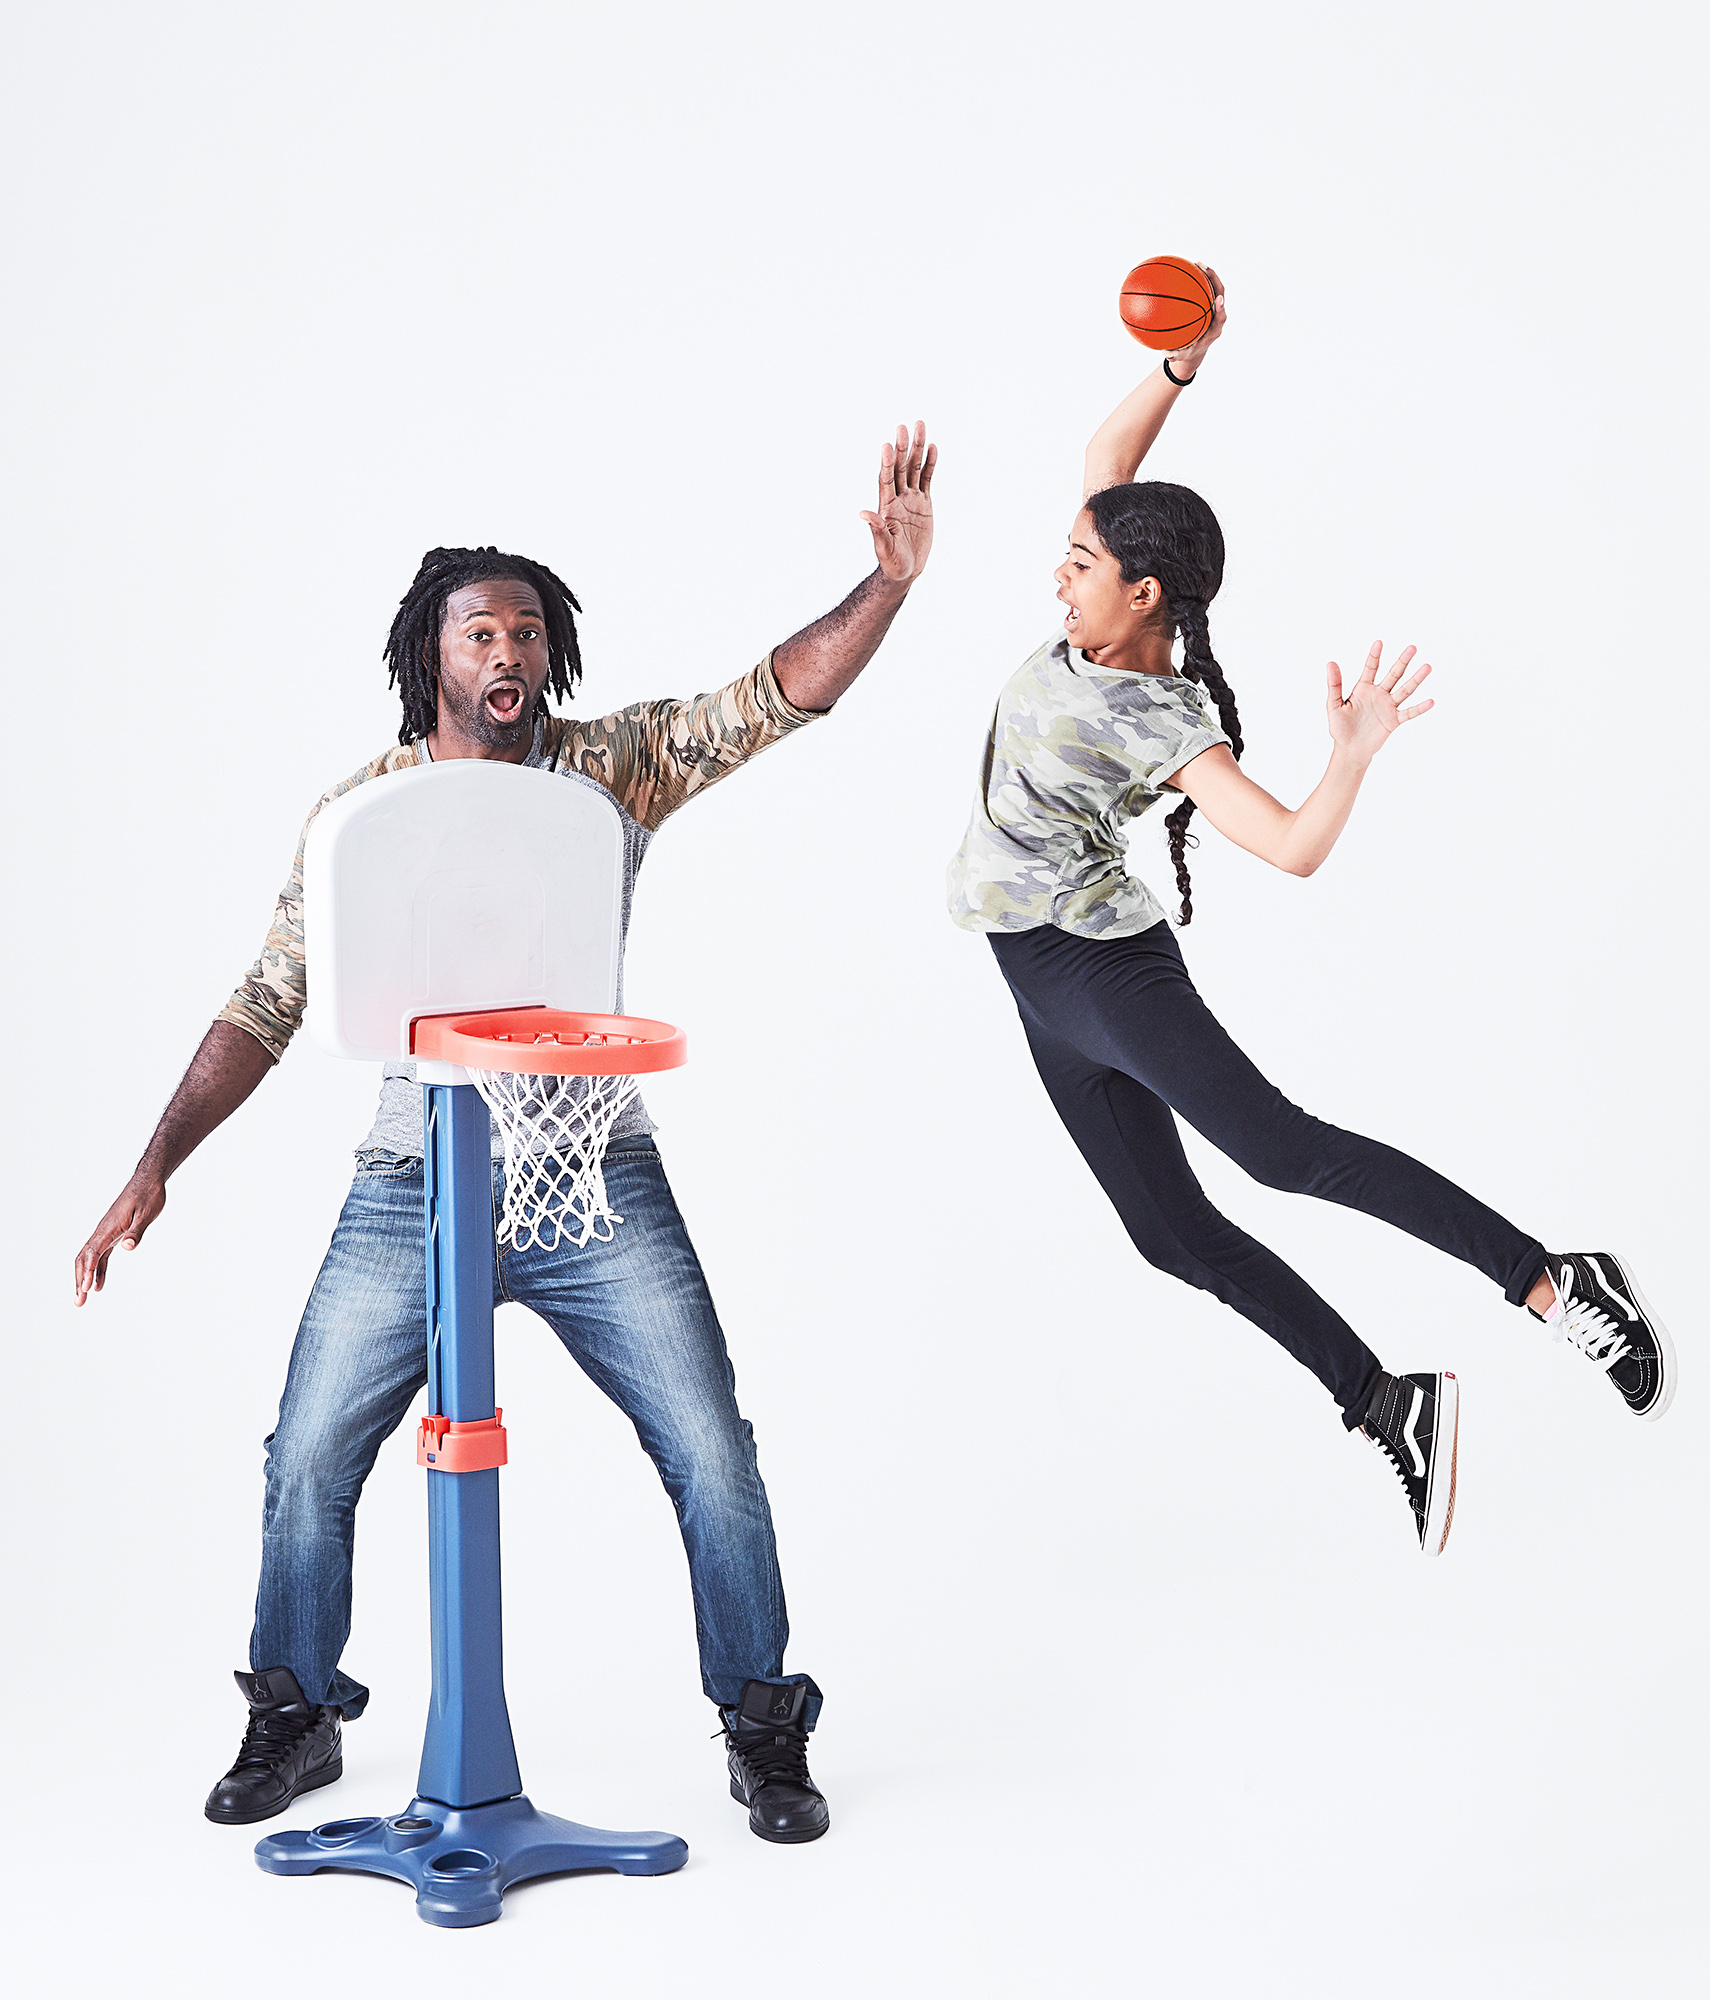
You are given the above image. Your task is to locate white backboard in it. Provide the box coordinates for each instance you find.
[302,760,624,1061]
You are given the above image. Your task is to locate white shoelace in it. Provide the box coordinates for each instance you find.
[1364,1429,1412,1492]
[1556,1297,1633,1372]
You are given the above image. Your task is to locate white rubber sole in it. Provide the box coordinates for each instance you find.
[1421,1372,1458,1557]
[1604,1257,1677,1422]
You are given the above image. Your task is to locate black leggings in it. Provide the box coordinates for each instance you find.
[990,921,1549,1425]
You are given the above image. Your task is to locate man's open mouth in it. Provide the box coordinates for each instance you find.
[484,679,527,722]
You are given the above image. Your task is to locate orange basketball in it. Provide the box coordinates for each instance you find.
[1118,256,1215,350]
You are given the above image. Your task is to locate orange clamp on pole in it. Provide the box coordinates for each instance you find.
[417,1408,508,1473]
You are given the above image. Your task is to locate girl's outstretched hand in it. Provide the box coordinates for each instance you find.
[1326,642,1433,764]
[861,421,937,584]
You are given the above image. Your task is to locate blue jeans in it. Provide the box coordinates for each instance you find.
[250,1140,817,1724]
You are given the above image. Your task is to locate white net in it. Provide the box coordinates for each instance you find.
[469,1064,641,1251]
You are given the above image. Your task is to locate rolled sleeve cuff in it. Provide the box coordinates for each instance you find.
[215,1001,289,1065]
[1152,728,1229,791]
[757,648,833,726]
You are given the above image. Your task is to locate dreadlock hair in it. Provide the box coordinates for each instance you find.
[1083,481,1242,926]
[383,546,585,745]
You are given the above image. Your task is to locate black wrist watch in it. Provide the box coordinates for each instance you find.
[1162,357,1196,387]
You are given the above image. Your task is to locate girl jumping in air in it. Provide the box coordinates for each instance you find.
[947,270,1674,1553]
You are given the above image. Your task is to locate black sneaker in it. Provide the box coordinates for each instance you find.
[1534,1252,1676,1421]
[1360,1370,1458,1555]
[204,1668,343,1826]
[720,1681,828,1844]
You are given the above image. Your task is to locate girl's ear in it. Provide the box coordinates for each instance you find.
[1130,576,1164,615]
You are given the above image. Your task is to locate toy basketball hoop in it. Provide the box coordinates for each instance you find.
[263,763,693,1925]
[413,1009,688,1253]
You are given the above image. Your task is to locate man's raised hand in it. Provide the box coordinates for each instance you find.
[861,421,936,585]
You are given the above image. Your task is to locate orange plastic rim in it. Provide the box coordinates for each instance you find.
[412,1008,687,1077]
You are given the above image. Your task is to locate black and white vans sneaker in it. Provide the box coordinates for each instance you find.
[1360,1370,1459,1556]
[1535,1252,1675,1420]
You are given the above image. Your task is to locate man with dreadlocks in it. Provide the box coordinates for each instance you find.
[74,421,938,1844]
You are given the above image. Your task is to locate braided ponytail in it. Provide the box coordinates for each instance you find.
[1084,482,1238,926]
[1165,597,1243,926]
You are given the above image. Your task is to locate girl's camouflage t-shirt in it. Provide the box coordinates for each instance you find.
[947,634,1229,936]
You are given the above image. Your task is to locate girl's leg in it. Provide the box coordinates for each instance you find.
[996,923,1549,1310]
[1015,1004,1383,1422]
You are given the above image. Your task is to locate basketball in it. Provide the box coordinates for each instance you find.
[1118,256,1216,350]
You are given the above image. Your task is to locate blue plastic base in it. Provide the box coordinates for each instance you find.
[254,1794,689,1927]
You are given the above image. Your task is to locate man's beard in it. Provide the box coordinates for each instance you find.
[438,675,536,751]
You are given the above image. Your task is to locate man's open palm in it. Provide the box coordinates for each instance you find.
[862,421,936,584]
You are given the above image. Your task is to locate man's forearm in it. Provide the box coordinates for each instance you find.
[139,1020,274,1181]
[773,569,912,713]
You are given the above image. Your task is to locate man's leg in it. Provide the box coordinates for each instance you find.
[503,1141,796,1705]
[210,1155,434,1824]
[251,1156,434,1707]
[503,1139,826,1840]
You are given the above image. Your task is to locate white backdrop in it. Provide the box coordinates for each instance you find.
[3,2,1704,1994]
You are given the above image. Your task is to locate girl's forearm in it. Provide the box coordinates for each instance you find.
[1274,749,1371,876]
[1083,365,1187,496]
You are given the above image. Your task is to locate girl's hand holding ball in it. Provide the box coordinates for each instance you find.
[1119,256,1227,379]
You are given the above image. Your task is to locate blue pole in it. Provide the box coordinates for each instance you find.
[416,1082,523,1810]
[254,1072,688,1921]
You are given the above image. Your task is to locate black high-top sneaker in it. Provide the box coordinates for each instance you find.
[204,1668,343,1825]
[1360,1370,1458,1556]
[1534,1252,1676,1421]
[720,1680,828,1844]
